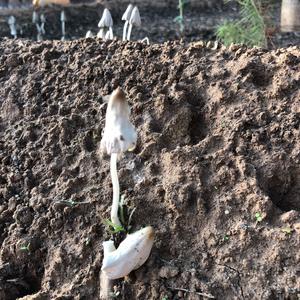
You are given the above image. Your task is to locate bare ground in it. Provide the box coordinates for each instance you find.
[0,38,299,299]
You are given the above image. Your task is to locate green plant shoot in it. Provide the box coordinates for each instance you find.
[216,0,267,47]
[255,212,263,222]
[104,219,125,234]
[174,0,187,33]
[20,243,30,252]
[281,227,293,235]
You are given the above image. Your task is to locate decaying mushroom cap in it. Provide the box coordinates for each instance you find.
[122,4,134,21]
[98,8,113,28]
[129,6,141,26]
[101,226,155,280]
[100,87,137,155]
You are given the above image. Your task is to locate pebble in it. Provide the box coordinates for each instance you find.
[159,266,179,279]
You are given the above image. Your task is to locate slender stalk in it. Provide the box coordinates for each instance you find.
[123,21,128,41]
[97,28,105,38]
[127,23,133,41]
[61,21,65,37]
[179,0,185,32]
[109,27,113,39]
[110,153,121,226]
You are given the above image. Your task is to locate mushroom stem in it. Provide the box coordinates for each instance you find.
[110,153,121,226]
[109,27,113,39]
[141,37,150,45]
[61,10,65,40]
[100,271,113,299]
[123,20,128,41]
[127,23,133,41]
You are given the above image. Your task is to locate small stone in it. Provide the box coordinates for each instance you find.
[280,210,299,223]
[159,266,179,279]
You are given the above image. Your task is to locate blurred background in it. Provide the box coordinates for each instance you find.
[0,0,299,48]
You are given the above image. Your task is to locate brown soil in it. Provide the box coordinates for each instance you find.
[0,38,299,300]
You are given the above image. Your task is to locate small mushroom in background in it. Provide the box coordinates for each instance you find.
[127,6,141,41]
[8,16,17,39]
[100,87,137,226]
[122,4,133,41]
[85,30,93,38]
[32,10,39,24]
[32,11,44,41]
[60,10,66,41]
[97,8,113,40]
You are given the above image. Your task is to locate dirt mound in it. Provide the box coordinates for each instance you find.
[0,38,299,300]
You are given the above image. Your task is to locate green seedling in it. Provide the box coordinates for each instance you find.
[20,242,30,252]
[84,237,91,246]
[110,291,120,298]
[161,297,169,300]
[104,219,126,234]
[174,0,187,33]
[255,212,263,222]
[119,194,136,232]
[216,0,267,47]
[223,234,230,241]
[281,227,293,235]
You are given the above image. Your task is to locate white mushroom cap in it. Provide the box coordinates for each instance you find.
[98,8,113,28]
[129,6,141,26]
[102,226,154,280]
[100,87,137,155]
[122,4,134,21]
[8,16,16,25]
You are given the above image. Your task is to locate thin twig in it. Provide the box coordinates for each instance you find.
[167,286,215,299]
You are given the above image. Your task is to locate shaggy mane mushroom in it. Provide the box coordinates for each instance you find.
[100,87,137,226]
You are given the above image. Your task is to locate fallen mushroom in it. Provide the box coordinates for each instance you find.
[97,8,113,40]
[122,4,133,41]
[127,6,141,41]
[102,226,154,280]
[100,87,137,226]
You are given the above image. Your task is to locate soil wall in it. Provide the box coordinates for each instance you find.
[0,38,299,299]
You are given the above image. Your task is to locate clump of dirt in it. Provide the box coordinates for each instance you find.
[0,38,299,300]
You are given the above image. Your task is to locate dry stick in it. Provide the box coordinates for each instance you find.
[110,152,121,226]
[167,287,215,299]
